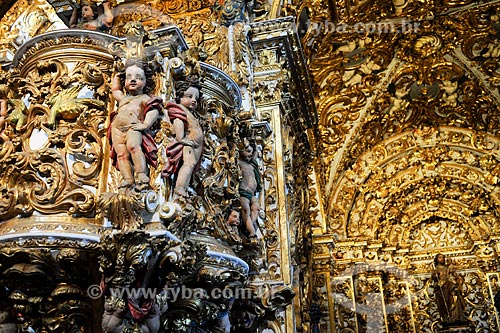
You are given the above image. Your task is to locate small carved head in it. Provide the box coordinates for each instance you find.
[120,60,155,95]
[434,253,446,266]
[239,138,257,161]
[227,210,241,226]
[175,79,203,110]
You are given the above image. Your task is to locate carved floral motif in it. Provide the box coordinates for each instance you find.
[0,58,110,221]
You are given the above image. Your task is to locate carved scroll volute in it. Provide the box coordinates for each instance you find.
[0,30,116,233]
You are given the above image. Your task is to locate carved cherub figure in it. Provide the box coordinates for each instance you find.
[238,139,262,239]
[343,57,381,87]
[162,80,204,199]
[69,1,113,31]
[386,83,409,116]
[108,61,162,190]
[0,83,10,141]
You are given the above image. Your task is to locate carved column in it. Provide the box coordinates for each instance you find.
[249,17,317,333]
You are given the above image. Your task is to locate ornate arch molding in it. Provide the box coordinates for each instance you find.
[384,210,475,252]
[328,126,500,243]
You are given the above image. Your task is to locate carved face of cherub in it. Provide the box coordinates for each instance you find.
[227,210,240,226]
[241,144,254,162]
[81,5,95,20]
[180,86,199,110]
[124,65,146,96]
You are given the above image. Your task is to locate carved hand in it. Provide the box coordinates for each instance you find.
[180,138,198,148]
[130,123,148,131]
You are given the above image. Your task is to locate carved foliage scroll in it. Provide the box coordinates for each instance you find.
[0,58,110,220]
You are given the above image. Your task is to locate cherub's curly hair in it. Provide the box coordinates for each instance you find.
[80,1,98,20]
[120,59,155,95]
[238,136,257,155]
[174,77,203,104]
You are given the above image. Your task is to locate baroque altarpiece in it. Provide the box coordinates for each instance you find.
[0,0,312,332]
[1,0,500,332]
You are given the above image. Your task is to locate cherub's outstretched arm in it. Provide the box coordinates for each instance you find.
[111,73,124,102]
[101,2,114,28]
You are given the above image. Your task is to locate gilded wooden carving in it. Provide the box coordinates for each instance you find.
[0,4,307,332]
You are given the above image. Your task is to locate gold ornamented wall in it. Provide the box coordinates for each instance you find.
[0,0,314,332]
[299,0,500,332]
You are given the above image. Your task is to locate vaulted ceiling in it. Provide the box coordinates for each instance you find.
[302,0,500,245]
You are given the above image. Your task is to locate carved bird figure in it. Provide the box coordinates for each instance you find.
[47,84,105,126]
[6,99,27,131]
